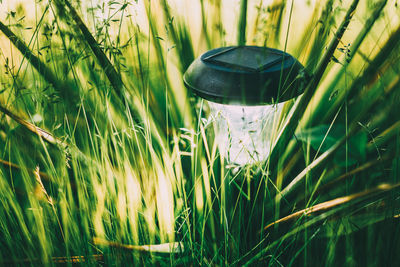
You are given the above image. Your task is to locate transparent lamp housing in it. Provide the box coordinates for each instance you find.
[208,101,286,166]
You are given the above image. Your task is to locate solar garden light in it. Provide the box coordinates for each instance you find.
[184,46,307,166]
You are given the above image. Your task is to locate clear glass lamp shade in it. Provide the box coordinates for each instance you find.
[208,101,285,166]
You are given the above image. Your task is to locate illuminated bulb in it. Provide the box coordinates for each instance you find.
[183,46,308,166]
[208,101,284,165]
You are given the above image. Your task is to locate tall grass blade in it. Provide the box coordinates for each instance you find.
[266,183,400,232]
[237,0,248,45]
[0,21,76,100]
[0,101,63,147]
[53,0,124,99]
[268,0,360,172]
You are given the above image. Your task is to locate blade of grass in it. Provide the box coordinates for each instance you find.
[0,101,63,147]
[275,124,357,203]
[0,158,51,181]
[312,152,396,198]
[160,0,195,72]
[240,183,400,266]
[0,21,76,100]
[265,183,400,231]
[200,0,212,49]
[0,100,104,171]
[267,0,360,173]
[237,0,248,45]
[306,0,387,127]
[143,0,183,128]
[323,24,400,123]
[93,237,184,253]
[53,0,124,99]
[304,0,335,72]
[276,77,398,203]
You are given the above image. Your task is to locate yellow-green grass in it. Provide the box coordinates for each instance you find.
[0,0,400,265]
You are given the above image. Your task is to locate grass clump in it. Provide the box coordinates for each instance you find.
[0,0,400,266]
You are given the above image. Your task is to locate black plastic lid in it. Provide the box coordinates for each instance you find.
[183,46,308,105]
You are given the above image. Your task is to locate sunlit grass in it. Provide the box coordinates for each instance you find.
[0,0,400,265]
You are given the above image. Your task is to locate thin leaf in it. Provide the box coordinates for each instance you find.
[268,0,360,174]
[54,0,124,99]
[93,237,184,253]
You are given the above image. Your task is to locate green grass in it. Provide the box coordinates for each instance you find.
[0,0,400,266]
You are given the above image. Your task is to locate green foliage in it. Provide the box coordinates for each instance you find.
[0,0,399,266]
[296,124,367,166]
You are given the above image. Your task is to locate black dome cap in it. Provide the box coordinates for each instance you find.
[183,46,308,105]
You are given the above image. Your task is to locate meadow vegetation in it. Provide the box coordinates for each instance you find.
[0,0,400,265]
